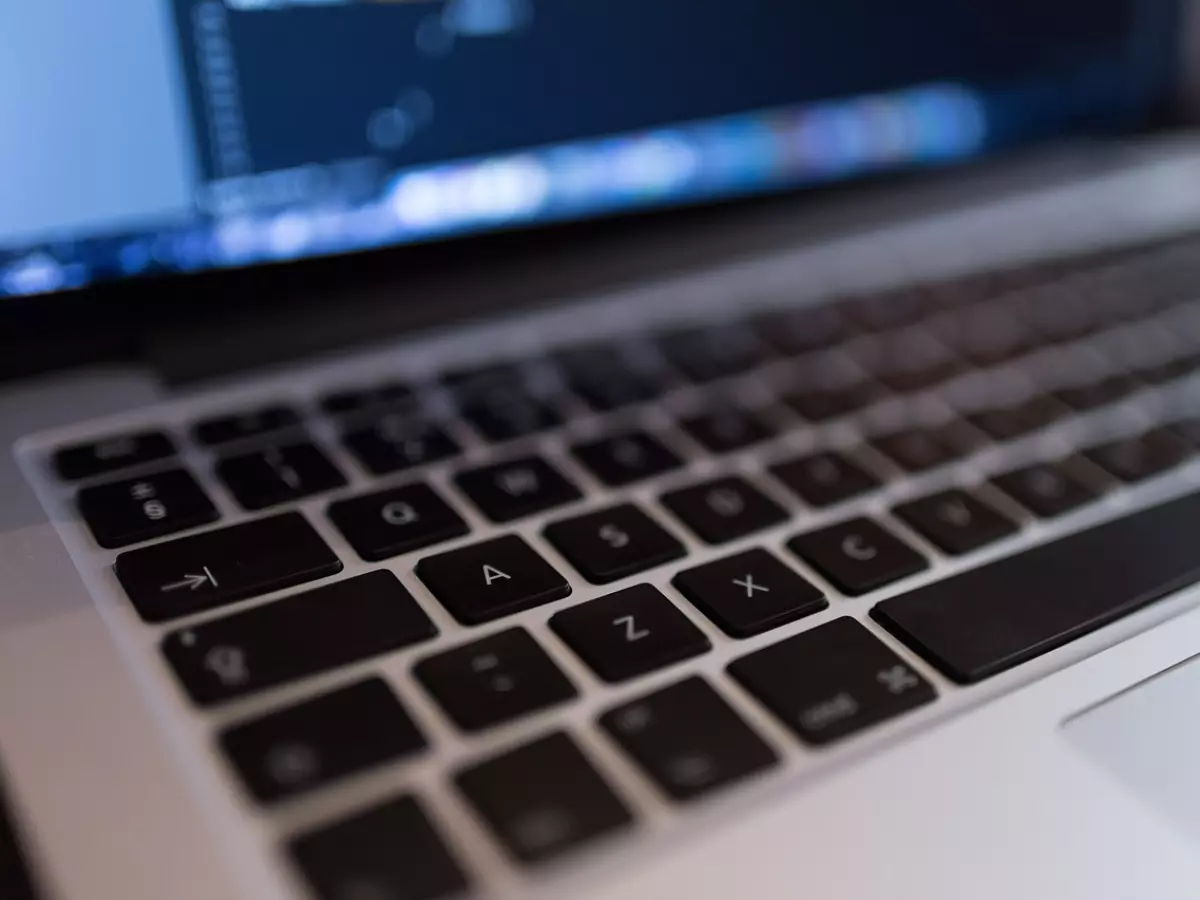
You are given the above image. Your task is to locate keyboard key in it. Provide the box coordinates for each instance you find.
[870,427,966,473]
[191,405,301,447]
[991,461,1100,519]
[1083,429,1193,484]
[601,677,777,801]
[217,442,346,511]
[672,548,826,638]
[290,795,469,900]
[220,678,426,804]
[454,456,582,523]
[550,584,710,682]
[680,407,776,454]
[448,368,562,442]
[53,430,176,481]
[661,476,788,545]
[784,378,887,422]
[416,629,576,732]
[571,431,682,487]
[872,488,1200,683]
[461,394,562,443]
[965,395,1066,441]
[343,415,461,476]
[788,518,928,596]
[842,288,927,333]
[329,483,469,562]
[754,304,849,356]
[416,534,570,624]
[657,323,772,382]
[893,489,1019,556]
[162,570,436,705]
[769,450,881,508]
[455,732,632,865]
[77,469,219,549]
[544,504,685,584]
[556,343,670,411]
[728,618,936,745]
[1050,373,1141,411]
[320,382,415,417]
[116,512,342,622]
[852,330,965,393]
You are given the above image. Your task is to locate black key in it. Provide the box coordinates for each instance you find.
[788,518,928,596]
[53,430,176,481]
[217,442,346,511]
[290,795,469,900]
[935,305,1035,366]
[893,489,1018,556]
[191,405,301,447]
[661,476,788,545]
[680,407,776,454]
[461,394,562,443]
[1169,417,1200,447]
[965,395,1066,442]
[871,427,966,473]
[415,629,576,732]
[416,534,570,624]
[550,584,710,682]
[220,678,426,804]
[1050,374,1141,411]
[77,469,219,549]
[455,732,632,865]
[1083,429,1194,484]
[329,483,469,562]
[754,304,849,356]
[672,548,826,638]
[343,415,461,476]
[601,677,777,801]
[991,461,1100,519]
[454,456,582,523]
[447,369,562,442]
[544,504,685,585]
[852,330,965,393]
[556,343,669,412]
[115,512,342,623]
[571,431,682,487]
[769,450,881,508]
[320,382,415,417]
[842,288,927,333]
[872,488,1200,683]
[162,570,436,705]
[657,324,771,382]
[784,379,887,422]
[728,618,936,745]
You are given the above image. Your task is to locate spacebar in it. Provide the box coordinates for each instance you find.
[872,489,1200,684]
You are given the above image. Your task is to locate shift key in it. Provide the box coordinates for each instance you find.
[116,512,342,622]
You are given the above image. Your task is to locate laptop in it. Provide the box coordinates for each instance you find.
[6,1,1200,898]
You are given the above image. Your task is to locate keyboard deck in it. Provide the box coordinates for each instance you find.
[20,233,1200,899]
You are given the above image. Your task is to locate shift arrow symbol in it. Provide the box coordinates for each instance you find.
[160,566,218,593]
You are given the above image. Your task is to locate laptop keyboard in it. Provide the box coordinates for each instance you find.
[31,233,1200,897]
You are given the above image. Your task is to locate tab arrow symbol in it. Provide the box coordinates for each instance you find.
[160,566,218,593]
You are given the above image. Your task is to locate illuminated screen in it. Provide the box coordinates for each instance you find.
[0,0,1179,297]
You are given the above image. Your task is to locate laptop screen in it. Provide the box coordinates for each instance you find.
[0,0,1179,299]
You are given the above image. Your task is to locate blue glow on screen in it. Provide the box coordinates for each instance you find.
[0,82,986,299]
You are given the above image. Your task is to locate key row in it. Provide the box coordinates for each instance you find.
[83,416,1200,554]
[50,242,1200,485]
[118,425,1190,628]
[231,617,932,892]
